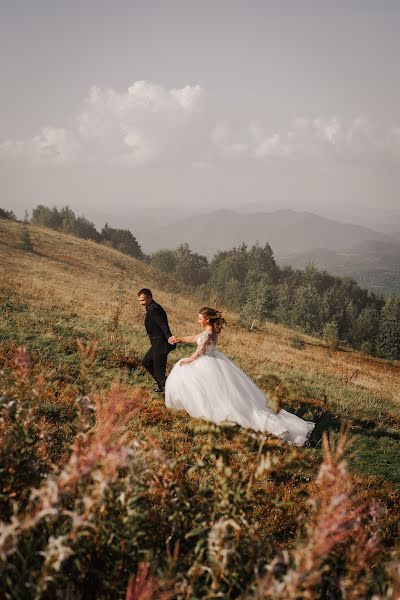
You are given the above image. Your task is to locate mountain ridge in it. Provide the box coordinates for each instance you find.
[142,208,389,256]
[278,238,400,296]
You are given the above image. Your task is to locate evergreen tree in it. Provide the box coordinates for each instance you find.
[350,306,380,351]
[59,206,77,233]
[274,280,294,325]
[32,205,62,230]
[376,296,400,360]
[174,243,210,285]
[247,243,278,282]
[101,223,142,258]
[290,284,322,334]
[73,215,101,242]
[19,226,33,252]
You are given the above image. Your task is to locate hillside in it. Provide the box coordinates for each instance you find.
[141,208,389,256]
[1,217,399,477]
[1,218,400,597]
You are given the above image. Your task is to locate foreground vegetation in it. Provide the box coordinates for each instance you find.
[1,217,400,598]
[1,345,399,599]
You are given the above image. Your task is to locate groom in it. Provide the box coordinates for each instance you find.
[138,288,176,393]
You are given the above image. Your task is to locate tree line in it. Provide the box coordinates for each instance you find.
[150,242,400,360]
[1,205,143,260]
[29,204,143,259]
[2,205,399,359]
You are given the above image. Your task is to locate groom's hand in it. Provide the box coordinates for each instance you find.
[168,336,176,344]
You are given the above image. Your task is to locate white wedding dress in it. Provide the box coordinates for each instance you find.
[165,331,315,445]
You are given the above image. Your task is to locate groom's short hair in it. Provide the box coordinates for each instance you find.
[138,288,152,297]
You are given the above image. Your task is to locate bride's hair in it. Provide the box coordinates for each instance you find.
[200,307,226,333]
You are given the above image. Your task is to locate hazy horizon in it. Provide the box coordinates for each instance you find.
[1,1,400,234]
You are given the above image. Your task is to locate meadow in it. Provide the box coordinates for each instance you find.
[1,218,400,599]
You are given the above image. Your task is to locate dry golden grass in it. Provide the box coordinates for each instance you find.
[2,219,400,598]
[1,218,399,407]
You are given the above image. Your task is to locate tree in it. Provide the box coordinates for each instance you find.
[323,320,340,350]
[240,278,277,329]
[150,249,177,274]
[59,206,77,234]
[274,281,294,325]
[247,243,278,282]
[101,224,142,258]
[73,216,101,242]
[222,278,243,311]
[210,244,249,289]
[19,226,33,252]
[350,306,380,352]
[173,243,210,286]
[290,284,322,334]
[0,208,16,220]
[376,296,400,360]
[31,205,62,230]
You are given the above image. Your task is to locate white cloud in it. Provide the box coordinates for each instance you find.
[0,81,207,166]
[1,80,399,167]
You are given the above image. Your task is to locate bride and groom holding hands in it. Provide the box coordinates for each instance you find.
[137,288,315,446]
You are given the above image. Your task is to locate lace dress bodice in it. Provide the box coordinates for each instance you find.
[195,331,218,357]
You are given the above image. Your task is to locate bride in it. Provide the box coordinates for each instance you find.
[166,307,315,446]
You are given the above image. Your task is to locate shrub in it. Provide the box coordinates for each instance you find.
[1,345,398,598]
[291,335,306,350]
[19,226,33,252]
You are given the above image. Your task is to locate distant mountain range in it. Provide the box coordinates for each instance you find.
[279,239,400,297]
[142,208,392,255]
[140,209,399,296]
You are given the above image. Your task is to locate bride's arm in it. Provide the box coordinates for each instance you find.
[169,334,199,344]
[180,332,211,366]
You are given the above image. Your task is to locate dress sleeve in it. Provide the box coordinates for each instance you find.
[184,332,212,364]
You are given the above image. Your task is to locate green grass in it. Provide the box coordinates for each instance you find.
[2,291,400,487]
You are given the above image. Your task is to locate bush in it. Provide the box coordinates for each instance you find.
[360,340,373,355]
[291,335,306,350]
[19,226,33,252]
[1,345,399,598]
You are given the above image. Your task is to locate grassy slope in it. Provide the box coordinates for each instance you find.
[1,218,400,488]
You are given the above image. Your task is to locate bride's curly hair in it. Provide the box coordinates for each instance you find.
[200,307,227,333]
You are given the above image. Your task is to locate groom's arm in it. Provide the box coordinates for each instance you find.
[152,306,173,341]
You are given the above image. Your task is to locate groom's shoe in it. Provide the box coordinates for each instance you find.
[153,387,165,394]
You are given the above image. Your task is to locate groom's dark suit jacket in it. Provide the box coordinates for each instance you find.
[145,300,176,354]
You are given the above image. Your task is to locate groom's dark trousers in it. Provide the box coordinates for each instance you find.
[142,300,176,391]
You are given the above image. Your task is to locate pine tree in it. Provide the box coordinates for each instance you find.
[19,226,33,252]
[350,306,380,352]
[376,296,400,360]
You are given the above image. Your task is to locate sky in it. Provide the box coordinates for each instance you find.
[1,0,400,233]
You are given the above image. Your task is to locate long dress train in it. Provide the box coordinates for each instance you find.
[165,331,315,446]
